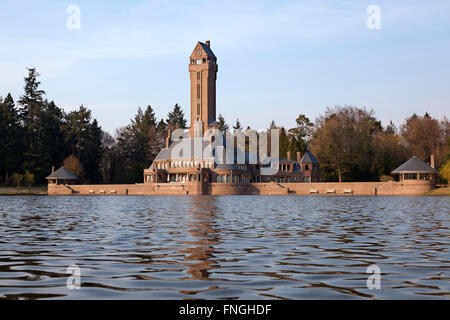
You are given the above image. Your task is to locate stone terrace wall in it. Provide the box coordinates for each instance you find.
[211,182,288,195]
[48,180,434,196]
[49,183,196,195]
[281,181,434,196]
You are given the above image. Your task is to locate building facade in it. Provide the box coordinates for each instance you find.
[144,41,320,187]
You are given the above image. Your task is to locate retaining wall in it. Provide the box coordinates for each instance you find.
[48,180,434,196]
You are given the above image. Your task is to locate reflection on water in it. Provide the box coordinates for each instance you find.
[0,195,448,300]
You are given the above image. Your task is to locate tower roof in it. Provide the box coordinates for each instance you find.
[392,156,437,173]
[199,42,216,58]
[191,41,216,58]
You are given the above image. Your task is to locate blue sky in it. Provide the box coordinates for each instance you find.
[0,0,449,134]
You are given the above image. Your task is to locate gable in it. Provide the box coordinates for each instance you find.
[190,42,216,59]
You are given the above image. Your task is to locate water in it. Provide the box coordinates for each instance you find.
[0,195,448,300]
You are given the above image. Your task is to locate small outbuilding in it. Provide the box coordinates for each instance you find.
[391,156,437,183]
[46,167,78,185]
[300,152,321,182]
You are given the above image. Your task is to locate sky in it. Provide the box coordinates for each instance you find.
[0,0,449,135]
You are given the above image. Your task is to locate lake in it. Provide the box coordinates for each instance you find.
[0,195,448,299]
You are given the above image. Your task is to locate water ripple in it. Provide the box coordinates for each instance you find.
[0,195,448,299]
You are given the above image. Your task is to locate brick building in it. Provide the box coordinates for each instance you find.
[144,41,320,185]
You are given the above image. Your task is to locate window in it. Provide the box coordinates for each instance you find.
[197,84,200,99]
[404,173,417,180]
[420,173,431,180]
[196,59,202,64]
[197,104,200,115]
[305,165,309,170]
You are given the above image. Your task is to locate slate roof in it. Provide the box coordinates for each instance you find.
[215,164,240,171]
[153,138,214,162]
[392,156,437,173]
[46,167,78,180]
[199,42,216,58]
[151,138,310,174]
[300,152,319,164]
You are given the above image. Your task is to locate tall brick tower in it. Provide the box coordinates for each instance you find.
[188,41,218,138]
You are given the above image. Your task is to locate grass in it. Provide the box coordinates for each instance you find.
[424,186,450,196]
[0,186,48,195]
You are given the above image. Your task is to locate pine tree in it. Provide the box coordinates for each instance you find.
[0,93,23,186]
[167,103,187,129]
[233,118,242,132]
[17,68,49,182]
[269,120,278,129]
[41,100,65,169]
[63,106,103,183]
[279,127,289,159]
[156,119,168,149]
[385,120,398,134]
[217,114,229,135]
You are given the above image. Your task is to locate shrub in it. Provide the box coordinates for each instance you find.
[439,160,450,187]
[379,175,394,182]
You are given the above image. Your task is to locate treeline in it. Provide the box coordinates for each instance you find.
[0,68,188,186]
[218,110,449,183]
[1,68,449,186]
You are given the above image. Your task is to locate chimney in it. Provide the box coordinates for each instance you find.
[165,129,171,148]
[51,166,55,173]
[430,154,435,169]
[287,151,291,161]
[297,152,301,162]
[206,40,210,47]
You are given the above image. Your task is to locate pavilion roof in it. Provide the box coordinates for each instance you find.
[45,167,78,180]
[392,156,437,173]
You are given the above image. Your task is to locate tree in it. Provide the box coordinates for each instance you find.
[217,114,229,135]
[0,93,23,186]
[100,132,116,183]
[373,130,408,178]
[167,103,187,129]
[288,114,313,157]
[113,125,137,183]
[279,127,289,159]
[17,68,49,182]
[63,105,103,183]
[310,106,382,182]
[233,118,242,132]
[156,119,168,150]
[41,100,65,170]
[63,155,85,179]
[439,160,450,187]
[401,113,445,166]
[385,120,398,134]
[112,106,160,183]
